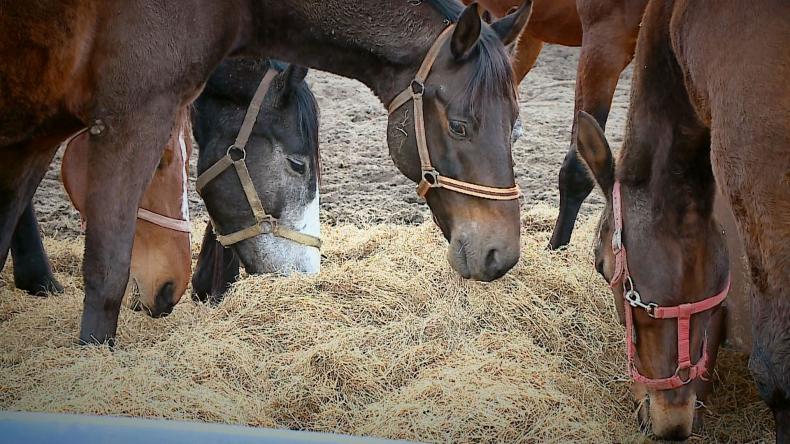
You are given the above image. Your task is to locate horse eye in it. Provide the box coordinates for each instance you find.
[287,157,306,175]
[449,120,467,138]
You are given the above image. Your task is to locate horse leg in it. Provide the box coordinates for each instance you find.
[78,101,177,345]
[511,33,543,85]
[0,130,73,273]
[11,200,63,295]
[548,24,635,249]
[191,222,240,305]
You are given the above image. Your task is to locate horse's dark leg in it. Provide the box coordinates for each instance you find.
[192,222,239,305]
[0,132,72,276]
[78,102,176,345]
[548,21,636,250]
[11,200,63,295]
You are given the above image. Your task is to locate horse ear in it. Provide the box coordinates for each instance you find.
[576,111,615,197]
[481,9,493,24]
[490,0,533,46]
[451,3,482,61]
[275,64,308,107]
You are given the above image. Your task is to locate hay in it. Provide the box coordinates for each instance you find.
[0,205,774,443]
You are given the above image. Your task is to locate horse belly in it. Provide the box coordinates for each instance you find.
[0,0,98,145]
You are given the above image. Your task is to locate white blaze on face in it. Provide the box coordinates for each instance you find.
[178,130,191,243]
[238,183,321,275]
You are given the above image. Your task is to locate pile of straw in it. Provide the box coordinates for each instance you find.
[0,206,773,442]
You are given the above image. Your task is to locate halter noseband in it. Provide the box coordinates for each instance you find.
[610,181,729,390]
[195,69,322,250]
[387,25,522,201]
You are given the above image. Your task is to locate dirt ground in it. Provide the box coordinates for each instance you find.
[31,44,629,235]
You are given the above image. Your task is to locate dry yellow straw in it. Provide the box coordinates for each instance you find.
[0,205,774,443]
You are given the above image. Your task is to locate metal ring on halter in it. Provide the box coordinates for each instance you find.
[258,215,277,235]
[624,278,658,316]
[422,169,441,187]
[227,145,246,161]
[411,79,425,96]
[674,366,693,385]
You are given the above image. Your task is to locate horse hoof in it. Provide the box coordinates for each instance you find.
[14,274,64,297]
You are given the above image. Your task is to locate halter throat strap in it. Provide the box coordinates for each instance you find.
[610,180,729,390]
[195,69,322,250]
[387,25,521,201]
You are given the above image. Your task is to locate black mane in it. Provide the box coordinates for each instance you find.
[426,0,518,119]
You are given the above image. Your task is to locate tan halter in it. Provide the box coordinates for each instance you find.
[388,25,522,201]
[195,69,322,250]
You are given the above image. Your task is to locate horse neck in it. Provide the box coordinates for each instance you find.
[618,0,715,229]
[240,0,449,104]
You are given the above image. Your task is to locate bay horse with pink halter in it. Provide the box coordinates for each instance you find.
[575,0,789,440]
[1,0,532,344]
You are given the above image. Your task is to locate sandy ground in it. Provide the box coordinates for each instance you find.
[31,44,630,234]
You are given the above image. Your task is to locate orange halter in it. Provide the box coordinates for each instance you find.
[387,25,522,201]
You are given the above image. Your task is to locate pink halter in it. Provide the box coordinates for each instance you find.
[610,181,730,390]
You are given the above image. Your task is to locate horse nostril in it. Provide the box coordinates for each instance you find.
[152,282,176,318]
[485,248,500,271]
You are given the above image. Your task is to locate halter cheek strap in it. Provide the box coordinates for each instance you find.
[387,25,522,201]
[611,181,729,390]
[195,69,322,250]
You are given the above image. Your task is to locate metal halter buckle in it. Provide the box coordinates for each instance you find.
[422,169,441,187]
[258,215,277,234]
[227,145,246,161]
[411,80,425,96]
[624,277,658,317]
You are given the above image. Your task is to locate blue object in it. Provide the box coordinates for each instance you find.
[0,411,416,444]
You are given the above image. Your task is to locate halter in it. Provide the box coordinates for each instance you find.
[61,128,192,233]
[195,69,322,250]
[610,181,729,390]
[387,25,522,201]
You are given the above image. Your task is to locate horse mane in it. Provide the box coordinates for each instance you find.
[425,0,518,120]
[269,60,322,183]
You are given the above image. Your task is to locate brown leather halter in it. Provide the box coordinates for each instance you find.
[195,69,322,250]
[610,181,729,390]
[387,25,522,201]
[60,128,192,233]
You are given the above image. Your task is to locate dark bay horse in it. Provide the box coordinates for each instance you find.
[575,0,789,439]
[466,0,647,249]
[191,58,322,304]
[1,0,531,344]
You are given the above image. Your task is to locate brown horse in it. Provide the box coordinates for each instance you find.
[575,0,789,440]
[0,0,531,344]
[466,0,647,249]
[60,114,193,317]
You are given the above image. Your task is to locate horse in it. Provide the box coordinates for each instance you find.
[465,0,647,249]
[191,58,322,305]
[574,0,789,439]
[59,119,193,316]
[0,0,531,344]
[7,118,192,318]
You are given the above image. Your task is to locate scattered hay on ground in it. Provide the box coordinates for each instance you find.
[0,206,774,442]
